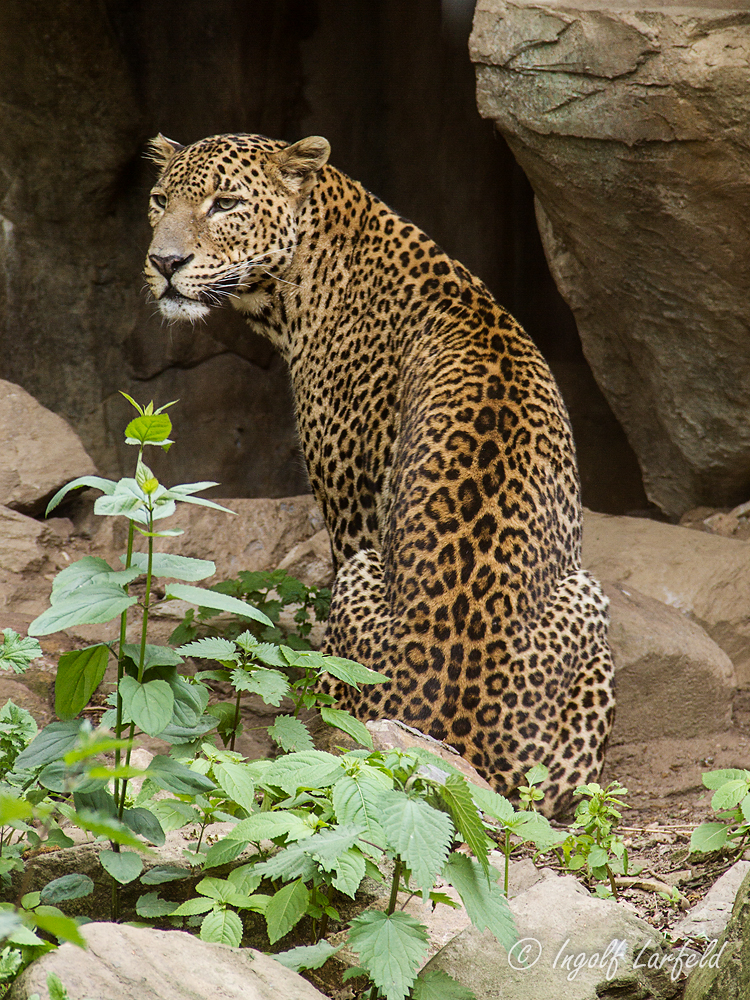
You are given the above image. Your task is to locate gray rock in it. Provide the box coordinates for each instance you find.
[0,380,96,515]
[605,582,736,742]
[675,861,750,944]
[584,509,750,685]
[684,869,750,1000]
[423,872,681,999]
[470,1,750,517]
[8,922,327,1000]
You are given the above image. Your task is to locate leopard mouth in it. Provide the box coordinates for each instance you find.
[156,287,211,323]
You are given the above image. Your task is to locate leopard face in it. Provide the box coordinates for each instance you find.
[145,132,614,815]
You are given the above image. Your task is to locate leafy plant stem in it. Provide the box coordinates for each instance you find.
[230,690,241,752]
[114,518,136,811]
[504,829,511,896]
[387,857,403,917]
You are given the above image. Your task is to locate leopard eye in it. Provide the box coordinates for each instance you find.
[214,197,239,212]
[151,193,167,209]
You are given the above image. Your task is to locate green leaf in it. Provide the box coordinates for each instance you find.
[588,846,609,869]
[39,874,94,904]
[99,849,143,884]
[140,865,191,885]
[203,838,249,868]
[514,811,563,851]
[303,824,365,870]
[120,676,174,737]
[29,583,138,637]
[121,643,183,670]
[262,751,343,795]
[702,769,750,790]
[690,822,729,854]
[161,484,235,515]
[314,655,387,689]
[125,412,172,445]
[268,715,315,753]
[332,847,367,898]
[149,799,200,832]
[332,767,391,847]
[273,940,342,972]
[443,853,516,949]
[213,761,257,813]
[200,908,243,947]
[136,892,178,918]
[413,970,477,1000]
[27,909,85,948]
[438,774,489,873]
[0,793,34,825]
[46,475,117,515]
[172,897,217,917]
[54,644,109,720]
[146,755,216,796]
[0,629,43,673]
[470,785,516,825]
[165,584,272,626]
[265,879,310,945]
[175,637,239,661]
[231,667,290,706]
[320,706,373,748]
[14,720,85,770]
[122,807,166,846]
[253,843,319,882]
[229,811,313,843]
[711,779,750,812]
[347,910,428,1000]
[523,763,549,787]
[379,791,454,893]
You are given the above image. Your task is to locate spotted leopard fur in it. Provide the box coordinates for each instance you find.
[144,132,615,815]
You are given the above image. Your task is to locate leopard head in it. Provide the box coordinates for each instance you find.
[144,132,330,323]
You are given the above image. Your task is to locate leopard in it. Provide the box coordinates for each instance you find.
[143,131,615,816]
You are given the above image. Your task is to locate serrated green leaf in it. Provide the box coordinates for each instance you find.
[175,637,239,661]
[126,551,216,582]
[470,785,516,825]
[136,891,178,917]
[140,865,190,885]
[120,676,174,737]
[711,779,750,812]
[317,656,387,689]
[702,768,750,790]
[587,846,609,869]
[146,755,216,796]
[320,706,373,748]
[54,644,109,720]
[28,586,137,636]
[273,940,343,972]
[303,824,365,870]
[200,907,243,947]
[333,847,367,898]
[149,799,200,832]
[172,896,217,917]
[0,629,43,673]
[122,807,165,846]
[514,811,564,850]
[229,811,313,843]
[413,970,476,1000]
[231,667,290,706]
[121,643,183,669]
[443,853,516,949]
[39,874,94,904]
[165,584,272,626]
[332,768,390,847]
[268,715,315,752]
[265,879,310,945]
[379,791,453,893]
[253,843,319,882]
[213,761,256,813]
[439,774,489,873]
[523,763,549,787]
[98,849,143,884]
[690,822,729,854]
[261,751,344,795]
[348,910,428,1000]
[125,412,172,445]
[13,720,85,771]
[203,838,248,869]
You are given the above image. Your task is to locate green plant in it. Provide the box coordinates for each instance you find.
[558,781,632,898]
[690,768,750,855]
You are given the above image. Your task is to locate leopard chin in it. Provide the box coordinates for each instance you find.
[157,295,211,324]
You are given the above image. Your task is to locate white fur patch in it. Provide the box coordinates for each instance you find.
[158,297,210,323]
[233,288,273,316]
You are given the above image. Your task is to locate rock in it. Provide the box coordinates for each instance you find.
[675,861,750,945]
[605,583,736,742]
[470,1,750,517]
[0,507,71,618]
[0,380,96,515]
[8,922,327,1000]
[277,529,334,589]
[684,870,750,1000]
[366,718,494,791]
[583,509,750,685]
[423,872,681,999]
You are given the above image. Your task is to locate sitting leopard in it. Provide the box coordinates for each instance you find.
[144,132,614,815]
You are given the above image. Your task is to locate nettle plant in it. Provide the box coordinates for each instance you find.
[0,398,517,1000]
[690,768,750,856]
[558,780,633,899]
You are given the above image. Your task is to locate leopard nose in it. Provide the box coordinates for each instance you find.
[148,253,194,279]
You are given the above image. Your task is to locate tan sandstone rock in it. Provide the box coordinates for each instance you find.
[0,379,96,515]
[470,1,750,517]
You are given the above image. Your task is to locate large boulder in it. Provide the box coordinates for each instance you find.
[0,380,96,516]
[8,922,327,1000]
[684,870,750,1000]
[583,509,750,685]
[470,1,750,517]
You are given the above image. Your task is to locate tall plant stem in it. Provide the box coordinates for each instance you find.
[114,518,136,813]
[230,690,242,752]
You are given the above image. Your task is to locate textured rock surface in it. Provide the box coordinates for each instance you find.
[470,1,750,517]
[684,870,750,1000]
[423,871,681,999]
[8,922,327,1000]
[605,582,736,742]
[0,380,96,515]
[675,861,750,945]
[583,509,750,685]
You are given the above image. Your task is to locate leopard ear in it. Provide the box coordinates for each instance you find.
[146,134,184,169]
[269,136,330,198]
